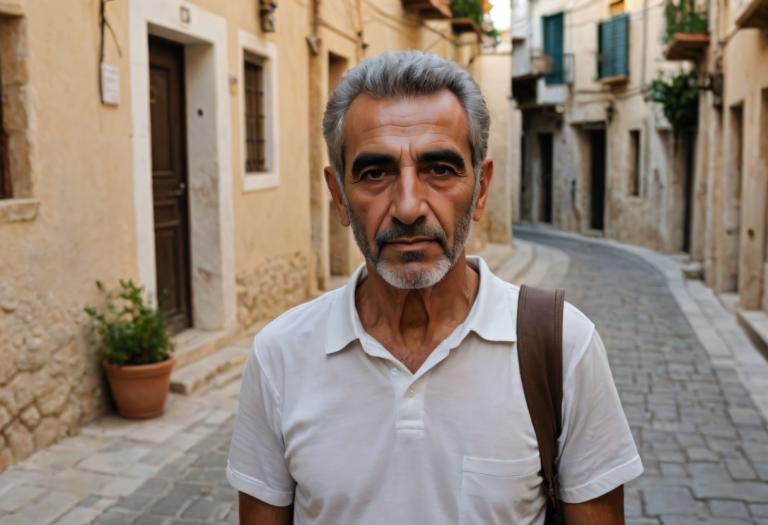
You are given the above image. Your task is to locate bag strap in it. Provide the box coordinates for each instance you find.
[516,284,565,522]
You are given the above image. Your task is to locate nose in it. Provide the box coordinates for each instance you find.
[390,167,428,225]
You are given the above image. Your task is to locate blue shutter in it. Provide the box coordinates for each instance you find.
[598,14,629,79]
[613,14,629,77]
[542,13,564,85]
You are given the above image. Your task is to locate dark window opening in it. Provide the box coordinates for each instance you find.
[244,53,267,173]
[0,72,10,199]
[629,129,640,196]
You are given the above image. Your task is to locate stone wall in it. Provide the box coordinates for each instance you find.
[236,251,311,329]
[0,279,106,472]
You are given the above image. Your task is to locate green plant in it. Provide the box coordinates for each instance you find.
[645,70,699,136]
[84,279,173,366]
[663,0,708,43]
[451,0,483,26]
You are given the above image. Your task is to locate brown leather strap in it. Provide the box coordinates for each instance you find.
[516,284,565,523]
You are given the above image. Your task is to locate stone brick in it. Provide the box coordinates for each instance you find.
[37,383,70,416]
[643,486,700,516]
[709,499,749,518]
[4,419,34,461]
[19,404,39,429]
[34,417,61,449]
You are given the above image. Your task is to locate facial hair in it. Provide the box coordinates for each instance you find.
[347,195,476,289]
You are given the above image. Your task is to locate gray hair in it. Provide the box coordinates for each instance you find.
[322,50,490,190]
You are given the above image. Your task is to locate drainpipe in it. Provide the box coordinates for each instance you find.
[642,0,651,198]
[307,0,321,55]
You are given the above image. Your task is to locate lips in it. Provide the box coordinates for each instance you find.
[385,238,436,250]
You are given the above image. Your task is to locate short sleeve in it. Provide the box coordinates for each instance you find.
[556,328,643,503]
[226,343,295,506]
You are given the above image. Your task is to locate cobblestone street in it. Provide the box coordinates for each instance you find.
[3,229,768,524]
[517,227,768,524]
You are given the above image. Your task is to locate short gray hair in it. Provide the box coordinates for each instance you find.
[322,50,490,188]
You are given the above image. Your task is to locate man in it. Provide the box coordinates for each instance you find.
[227,51,642,524]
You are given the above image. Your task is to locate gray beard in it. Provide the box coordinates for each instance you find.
[346,199,476,290]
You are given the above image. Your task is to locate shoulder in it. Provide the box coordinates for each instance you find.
[252,288,343,368]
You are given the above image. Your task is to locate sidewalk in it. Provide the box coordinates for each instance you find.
[0,239,568,525]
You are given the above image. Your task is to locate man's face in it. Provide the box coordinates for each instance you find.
[326,90,492,289]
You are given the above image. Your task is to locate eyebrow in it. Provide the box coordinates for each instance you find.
[417,149,466,171]
[350,153,398,176]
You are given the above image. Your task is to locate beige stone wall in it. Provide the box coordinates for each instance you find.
[700,0,768,310]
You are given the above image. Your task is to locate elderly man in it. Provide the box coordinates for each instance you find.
[227,51,642,524]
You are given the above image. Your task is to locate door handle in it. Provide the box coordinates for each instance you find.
[168,182,186,198]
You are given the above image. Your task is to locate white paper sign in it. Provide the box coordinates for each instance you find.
[100,63,120,106]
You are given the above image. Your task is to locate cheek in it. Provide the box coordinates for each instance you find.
[350,196,389,236]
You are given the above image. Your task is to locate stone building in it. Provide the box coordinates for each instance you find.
[680,0,768,345]
[0,0,510,471]
[511,0,697,253]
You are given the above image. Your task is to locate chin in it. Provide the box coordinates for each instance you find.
[375,257,452,289]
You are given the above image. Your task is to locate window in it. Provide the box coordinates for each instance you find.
[598,14,629,79]
[0,75,9,199]
[542,12,565,85]
[628,129,640,196]
[244,53,266,173]
[239,30,279,192]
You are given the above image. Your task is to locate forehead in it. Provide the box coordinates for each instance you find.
[341,90,470,159]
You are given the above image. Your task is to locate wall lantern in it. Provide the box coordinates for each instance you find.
[260,0,277,32]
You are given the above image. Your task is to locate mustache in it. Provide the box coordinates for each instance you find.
[374,221,449,252]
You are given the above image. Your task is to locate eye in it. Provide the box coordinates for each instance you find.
[427,164,459,177]
[359,168,388,181]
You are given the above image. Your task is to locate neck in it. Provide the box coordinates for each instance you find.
[355,253,480,348]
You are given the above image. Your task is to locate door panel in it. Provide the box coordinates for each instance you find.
[149,37,192,334]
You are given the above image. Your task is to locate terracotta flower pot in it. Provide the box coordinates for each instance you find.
[102,357,175,419]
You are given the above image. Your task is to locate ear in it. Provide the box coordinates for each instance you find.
[472,157,494,222]
[324,166,351,227]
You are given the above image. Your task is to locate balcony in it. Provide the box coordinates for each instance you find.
[734,0,768,27]
[401,0,452,19]
[451,17,482,34]
[662,0,709,60]
[512,47,552,79]
[664,32,710,60]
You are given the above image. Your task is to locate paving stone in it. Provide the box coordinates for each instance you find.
[751,504,768,518]
[643,486,701,516]
[708,499,749,519]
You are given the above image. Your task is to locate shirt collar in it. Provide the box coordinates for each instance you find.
[324,256,517,355]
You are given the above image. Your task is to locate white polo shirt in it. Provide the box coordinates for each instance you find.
[227,257,643,524]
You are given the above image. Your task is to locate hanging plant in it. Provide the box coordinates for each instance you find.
[451,0,483,26]
[645,70,699,136]
[663,0,708,43]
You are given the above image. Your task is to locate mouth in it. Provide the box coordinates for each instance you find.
[384,238,436,250]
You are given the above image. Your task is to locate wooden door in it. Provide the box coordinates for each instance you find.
[589,129,606,231]
[149,37,192,334]
[538,133,553,223]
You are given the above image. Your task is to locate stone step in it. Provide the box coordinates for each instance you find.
[682,261,703,280]
[495,239,535,283]
[172,329,235,370]
[170,340,252,395]
[737,308,768,362]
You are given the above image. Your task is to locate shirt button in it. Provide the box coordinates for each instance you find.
[407,388,416,397]
[390,368,399,375]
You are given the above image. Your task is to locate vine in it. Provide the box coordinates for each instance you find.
[645,70,700,137]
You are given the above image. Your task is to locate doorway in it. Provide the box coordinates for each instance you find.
[538,133,553,223]
[682,137,695,253]
[328,52,350,278]
[149,36,192,334]
[589,129,606,230]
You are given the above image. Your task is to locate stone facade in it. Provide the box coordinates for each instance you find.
[512,0,691,253]
[236,252,310,329]
[0,278,106,470]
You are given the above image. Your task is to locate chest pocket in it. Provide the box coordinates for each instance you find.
[459,454,545,525]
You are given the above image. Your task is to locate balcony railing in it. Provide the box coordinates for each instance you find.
[544,53,574,85]
[512,47,552,79]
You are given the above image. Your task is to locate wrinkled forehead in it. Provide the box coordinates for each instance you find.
[341,90,471,164]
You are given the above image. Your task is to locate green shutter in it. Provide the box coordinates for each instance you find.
[542,13,564,85]
[598,14,629,79]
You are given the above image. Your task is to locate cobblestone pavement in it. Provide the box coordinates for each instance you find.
[516,227,768,525]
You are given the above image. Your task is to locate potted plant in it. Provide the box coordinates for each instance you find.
[84,279,175,419]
